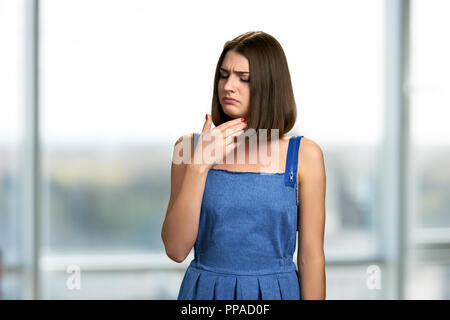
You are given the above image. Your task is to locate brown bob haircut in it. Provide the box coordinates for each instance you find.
[211,31,297,142]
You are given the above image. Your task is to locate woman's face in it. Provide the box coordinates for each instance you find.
[218,50,251,119]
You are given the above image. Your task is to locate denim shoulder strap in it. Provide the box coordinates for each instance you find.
[284,136,304,205]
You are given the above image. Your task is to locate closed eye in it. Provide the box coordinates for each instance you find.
[219,74,250,82]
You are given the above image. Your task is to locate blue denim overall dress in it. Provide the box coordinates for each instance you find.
[177,133,304,300]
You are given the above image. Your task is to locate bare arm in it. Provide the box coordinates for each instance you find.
[161,133,209,263]
[296,138,326,299]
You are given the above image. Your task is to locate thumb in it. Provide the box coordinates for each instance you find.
[202,113,212,133]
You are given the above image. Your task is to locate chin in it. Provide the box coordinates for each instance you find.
[222,104,245,119]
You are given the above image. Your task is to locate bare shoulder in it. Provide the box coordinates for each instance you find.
[297,137,325,181]
[174,132,194,147]
[172,133,195,166]
[299,137,324,158]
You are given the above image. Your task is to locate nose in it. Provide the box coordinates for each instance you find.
[223,74,239,92]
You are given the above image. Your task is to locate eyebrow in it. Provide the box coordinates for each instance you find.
[220,67,250,75]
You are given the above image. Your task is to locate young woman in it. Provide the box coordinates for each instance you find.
[161,31,326,300]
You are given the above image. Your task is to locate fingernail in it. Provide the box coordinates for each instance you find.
[241,118,246,122]
[205,114,208,120]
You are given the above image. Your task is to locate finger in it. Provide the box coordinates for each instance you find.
[202,113,212,133]
[224,129,246,146]
[223,122,248,139]
[224,136,246,156]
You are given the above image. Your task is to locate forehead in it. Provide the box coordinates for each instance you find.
[221,50,249,71]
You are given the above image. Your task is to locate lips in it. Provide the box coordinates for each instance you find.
[223,97,238,103]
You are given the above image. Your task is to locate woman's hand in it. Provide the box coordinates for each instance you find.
[193,114,248,171]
